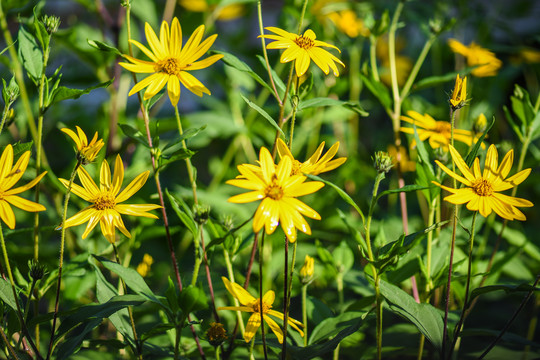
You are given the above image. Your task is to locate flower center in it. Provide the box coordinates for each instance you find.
[156,57,182,76]
[472,178,493,196]
[265,175,284,200]
[294,35,315,50]
[94,193,116,210]
[252,299,271,314]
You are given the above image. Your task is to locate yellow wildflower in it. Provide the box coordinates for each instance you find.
[328,10,370,38]
[218,277,304,344]
[119,17,223,106]
[136,254,154,277]
[448,39,502,77]
[433,145,532,220]
[59,155,161,243]
[227,147,324,242]
[261,27,345,77]
[276,138,346,176]
[299,254,315,280]
[0,145,47,229]
[400,110,481,151]
[449,74,467,110]
[61,126,104,164]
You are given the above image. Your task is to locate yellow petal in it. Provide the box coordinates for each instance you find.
[244,313,261,343]
[100,158,112,192]
[82,213,102,239]
[0,145,14,182]
[116,171,150,204]
[228,191,264,203]
[167,75,181,107]
[5,195,45,212]
[0,201,15,229]
[143,73,169,100]
[145,22,166,59]
[221,277,256,305]
[178,71,210,97]
[112,155,124,197]
[483,144,499,181]
[77,166,100,197]
[62,207,96,229]
[263,314,284,343]
[3,151,30,190]
[434,159,472,187]
[6,171,47,195]
[295,50,310,77]
[114,204,160,218]
[187,54,224,70]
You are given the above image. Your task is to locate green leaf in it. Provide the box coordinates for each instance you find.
[0,278,17,311]
[166,189,198,237]
[162,126,207,153]
[165,277,180,314]
[54,295,146,359]
[378,278,444,351]
[360,72,391,110]
[298,98,368,116]
[306,174,365,224]
[337,209,367,256]
[119,123,150,148]
[93,255,166,309]
[92,263,135,345]
[464,115,494,167]
[50,79,114,107]
[412,123,434,175]
[33,7,49,51]
[18,25,43,79]
[215,51,273,93]
[470,283,538,301]
[87,39,122,56]
[375,184,427,202]
[179,285,208,314]
[333,241,355,273]
[240,94,285,137]
[156,149,196,172]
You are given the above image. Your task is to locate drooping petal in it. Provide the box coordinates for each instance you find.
[221,277,256,305]
[177,71,210,96]
[294,50,310,77]
[263,314,284,344]
[0,201,16,229]
[167,75,181,106]
[143,73,169,99]
[244,313,261,343]
[81,212,102,239]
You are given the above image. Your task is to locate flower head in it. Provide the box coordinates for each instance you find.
[449,74,467,110]
[276,138,346,176]
[59,155,161,243]
[206,322,228,347]
[0,145,47,229]
[61,126,104,164]
[448,39,502,77]
[261,27,345,77]
[227,147,324,242]
[119,17,223,106]
[400,110,482,151]
[433,145,533,220]
[299,254,315,281]
[218,277,304,343]
[474,113,488,134]
[328,10,370,38]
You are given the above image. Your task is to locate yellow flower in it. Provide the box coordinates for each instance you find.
[276,138,346,176]
[448,39,502,77]
[227,147,324,242]
[119,17,223,106]
[59,155,161,243]
[179,0,244,21]
[136,254,154,277]
[261,27,345,77]
[449,74,467,110]
[61,126,104,164]
[387,145,416,173]
[0,145,47,229]
[299,254,314,279]
[218,277,304,344]
[400,110,481,151]
[433,145,533,220]
[328,10,370,38]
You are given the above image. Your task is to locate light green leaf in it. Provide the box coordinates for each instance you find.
[298,97,368,116]
[240,94,285,137]
[18,25,43,79]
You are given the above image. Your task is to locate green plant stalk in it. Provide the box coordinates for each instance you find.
[282,239,298,358]
[174,106,199,204]
[449,211,478,359]
[0,223,42,359]
[0,100,13,137]
[112,242,142,360]
[272,63,295,157]
[281,237,290,360]
[442,108,459,357]
[388,0,405,132]
[369,35,380,82]
[46,160,80,360]
[288,77,300,151]
[348,42,362,155]
[191,225,202,286]
[333,272,345,360]
[33,39,51,263]
[215,345,221,360]
[223,248,246,335]
[301,284,308,346]
[0,324,19,360]
[257,0,281,104]
[365,172,386,360]
[0,2,38,141]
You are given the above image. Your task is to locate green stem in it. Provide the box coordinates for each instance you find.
[0,223,42,359]
[0,100,12,137]
[257,0,281,104]
[113,243,142,360]
[46,160,80,360]
[288,77,300,151]
[223,248,247,337]
[369,35,380,82]
[301,284,308,347]
[388,0,405,132]
[191,225,202,286]
[400,34,437,101]
[174,106,198,204]
[449,211,478,359]
[333,272,344,360]
[0,324,20,360]
[259,233,269,360]
[272,64,295,157]
[296,0,309,33]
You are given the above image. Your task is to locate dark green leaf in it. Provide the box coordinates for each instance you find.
[50,79,114,107]
[464,115,494,167]
[376,184,427,202]
[470,284,538,301]
[165,277,180,314]
[215,51,273,93]
[119,123,150,148]
[379,278,444,351]
[240,94,285,137]
[298,98,368,116]
[18,25,43,79]
[33,7,49,51]
[87,39,122,56]
[0,278,17,311]
[306,174,365,224]
[166,189,198,237]
[162,126,207,153]
[156,149,196,172]
[179,285,208,314]
[412,124,434,175]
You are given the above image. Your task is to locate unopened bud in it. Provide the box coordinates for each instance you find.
[299,255,314,283]
[194,204,210,225]
[206,322,227,347]
[474,113,488,134]
[373,151,393,173]
[42,15,60,34]
[29,260,46,281]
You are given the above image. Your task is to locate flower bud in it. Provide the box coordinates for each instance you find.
[474,113,488,134]
[206,322,227,347]
[299,255,314,283]
[194,204,210,225]
[373,151,393,174]
[42,15,60,34]
[29,260,46,281]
